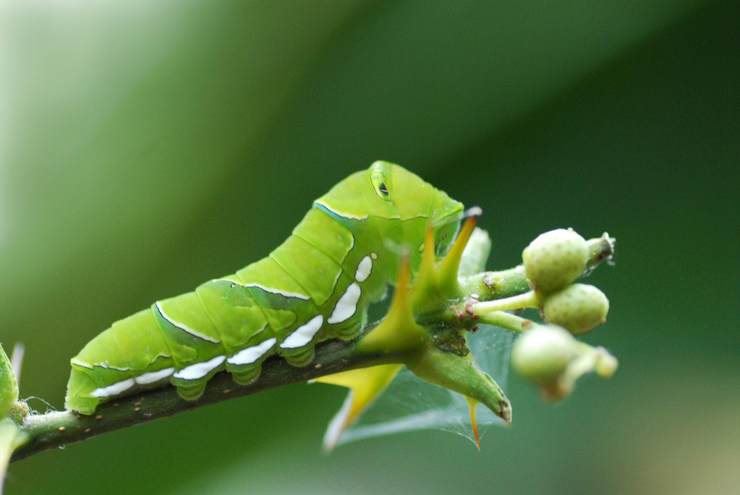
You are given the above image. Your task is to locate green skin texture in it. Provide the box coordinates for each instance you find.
[65,162,463,414]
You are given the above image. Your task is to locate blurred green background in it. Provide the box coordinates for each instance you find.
[2,1,738,493]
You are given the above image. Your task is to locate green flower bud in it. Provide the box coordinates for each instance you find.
[511,325,578,385]
[522,228,588,294]
[543,283,610,335]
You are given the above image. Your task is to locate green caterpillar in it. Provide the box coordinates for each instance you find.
[65,162,464,415]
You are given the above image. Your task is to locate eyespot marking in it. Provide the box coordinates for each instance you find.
[280,316,324,349]
[370,161,393,201]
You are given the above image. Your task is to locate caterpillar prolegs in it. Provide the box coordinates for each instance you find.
[65,162,464,415]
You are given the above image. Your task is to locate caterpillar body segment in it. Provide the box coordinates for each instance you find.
[65,162,464,414]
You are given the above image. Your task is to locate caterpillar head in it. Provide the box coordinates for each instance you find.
[315,161,464,258]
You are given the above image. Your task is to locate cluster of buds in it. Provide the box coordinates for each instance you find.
[523,229,609,334]
[471,228,617,401]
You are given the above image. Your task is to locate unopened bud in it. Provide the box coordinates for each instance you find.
[543,283,609,335]
[511,325,578,385]
[522,228,588,294]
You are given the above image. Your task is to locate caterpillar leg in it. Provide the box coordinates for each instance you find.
[278,310,364,368]
[331,310,367,341]
[277,314,363,368]
[280,346,315,368]
[175,382,207,401]
[229,365,261,386]
[224,338,276,385]
[171,355,226,401]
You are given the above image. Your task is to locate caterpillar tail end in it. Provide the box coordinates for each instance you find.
[65,366,102,415]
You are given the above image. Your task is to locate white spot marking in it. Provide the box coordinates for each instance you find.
[173,355,225,381]
[134,367,175,385]
[155,302,220,343]
[228,338,277,365]
[90,378,135,398]
[280,315,324,349]
[328,283,361,324]
[370,252,378,260]
[355,256,373,282]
